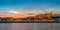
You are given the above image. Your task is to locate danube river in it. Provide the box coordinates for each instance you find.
[0,23,60,30]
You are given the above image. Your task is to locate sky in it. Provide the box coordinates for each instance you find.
[0,0,60,18]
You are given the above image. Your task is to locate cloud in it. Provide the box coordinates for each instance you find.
[0,4,59,14]
[8,10,19,14]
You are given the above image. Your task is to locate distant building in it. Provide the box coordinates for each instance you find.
[35,12,54,20]
[51,16,60,22]
[27,16,35,20]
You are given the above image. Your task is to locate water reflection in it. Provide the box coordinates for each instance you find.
[0,23,60,30]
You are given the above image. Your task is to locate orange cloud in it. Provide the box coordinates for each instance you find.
[0,14,29,18]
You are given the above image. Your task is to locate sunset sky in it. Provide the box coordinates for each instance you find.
[0,0,60,18]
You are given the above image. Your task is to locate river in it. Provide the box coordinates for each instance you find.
[0,23,60,30]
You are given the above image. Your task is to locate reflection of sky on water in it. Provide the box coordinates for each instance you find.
[0,23,60,30]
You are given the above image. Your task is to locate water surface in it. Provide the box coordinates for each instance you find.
[0,23,60,30]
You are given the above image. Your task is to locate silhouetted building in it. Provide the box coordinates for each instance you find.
[27,16,35,20]
[51,16,60,22]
